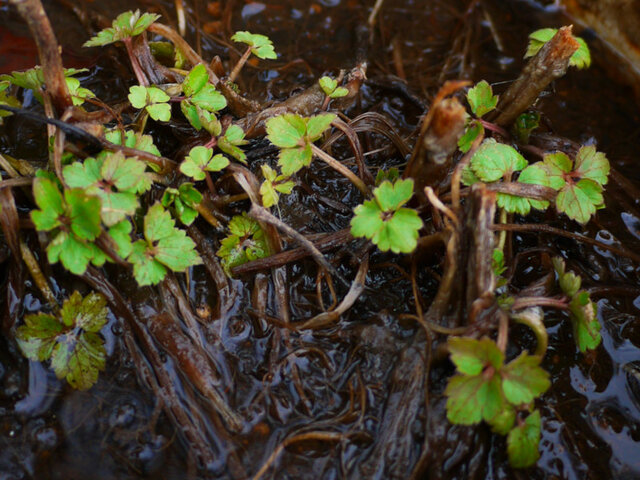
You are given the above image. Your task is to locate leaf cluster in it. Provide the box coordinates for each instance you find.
[533,146,609,224]
[216,214,270,275]
[128,85,171,122]
[16,291,108,390]
[445,336,550,467]
[319,76,348,99]
[180,146,229,181]
[265,113,336,175]
[525,28,591,69]
[84,10,160,47]
[231,31,277,60]
[259,164,295,208]
[350,179,423,253]
[1,67,94,106]
[552,257,601,352]
[180,64,227,135]
[162,183,203,226]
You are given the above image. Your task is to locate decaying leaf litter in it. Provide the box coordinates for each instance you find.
[1,0,640,478]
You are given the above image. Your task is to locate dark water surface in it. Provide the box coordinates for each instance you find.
[1,0,640,479]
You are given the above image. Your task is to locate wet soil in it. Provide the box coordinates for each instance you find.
[1,0,640,479]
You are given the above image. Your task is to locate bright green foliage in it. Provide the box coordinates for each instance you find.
[259,164,295,207]
[512,111,540,143]
[536,146,609,224]
[180,146,229,181]
[496,164,550,215]
[0,81,20,124]
[128,85,171,122]
[466,80,498,117]
[63,151,152,226]
[83,10,160,47]
[161,182,203,225]
[266,113,336,175]
[492,248,506,277]
[218,125,248,163]
[507,411,542,468]
[16,291,108,390]
[350,179,423,254]
[375,168,400,186]
[30,177,102,274]
[470,139,527,182]
[1,67,93,106]
[216,213,270,275]
[180,65,227,135]
[319,76,348,99]
[128,203,202,286]
[458,120,484,153]
[105,129,161,156]
[525,28,591,69]
[445,336,549,467]
[108,219,133,258]
[552,257,601,352]
[231,31,277,60]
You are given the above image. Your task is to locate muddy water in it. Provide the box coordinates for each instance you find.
[1,0,640,479]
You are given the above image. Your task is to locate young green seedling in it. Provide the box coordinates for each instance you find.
[217,125,248,163]
[2,67,95,106]
[463,139,550,215]
[265,113,336,175]
[525,28,591,69]
[104,129,162,170]
[229,31,277,82]
[216,213,270,275]
[181,64,227,135]
[128,85,171,122]
[30,176,103,274]
[534,146,609,224]
[161,183,203,226]
[83,10,161,85]
[466,80,498,118]
[259,164,295,208]
[552,257,601,351]
[180,146,229,197]
[350,178,423,253]
[63,151,152,226]
[16,291,109,390]
[128,203,202,285]
[445,336,550,468]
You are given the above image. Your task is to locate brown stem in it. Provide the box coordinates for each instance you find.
[228,46,253,83]
[490,26,579,126]
[9,0,72,114]
[512,296,569,311]
[124,37,149,86]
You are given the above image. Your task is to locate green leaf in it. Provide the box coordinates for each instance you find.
[507,410,542,468]
[231,31,277,59]
[306,113,336,141]
[128,86,171,122]
[489,404,517,435]
[525,28,590,69]
[540,152,571,190]
[182,64,208,97]
[180,101,222,135]
[266,113,306,148]
[108,220,133,258]
[128,203,201,285]
[470,139,527,182]
[501,352,550,405]
[374,178,414,211]
[65,77,95,106]
[84,10,161,47]
[319,76,348,99]
[104,129,161,160]
[374,208,422,253]
[278,145,312,176]
[17,291,108,391]
[445,374,504,425]
[146,103,171,122]
[216,213,270,275]
[574,145,609,186]
[569,292,601,352]
[65,189,102,240]
[191,84,226,112]
[31,177,64,231]
[458,120,484,153]
[351,179,422,254]
[218,125,247,163]
[128,85,149,109]
[16,314,65,361]
[47,231,95,275]
[448,337,504,375]
[260,164,294,207]
[496,164,550,215]
[556,179,601,224]
[466,80,498,117]
[180,146,229,180]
